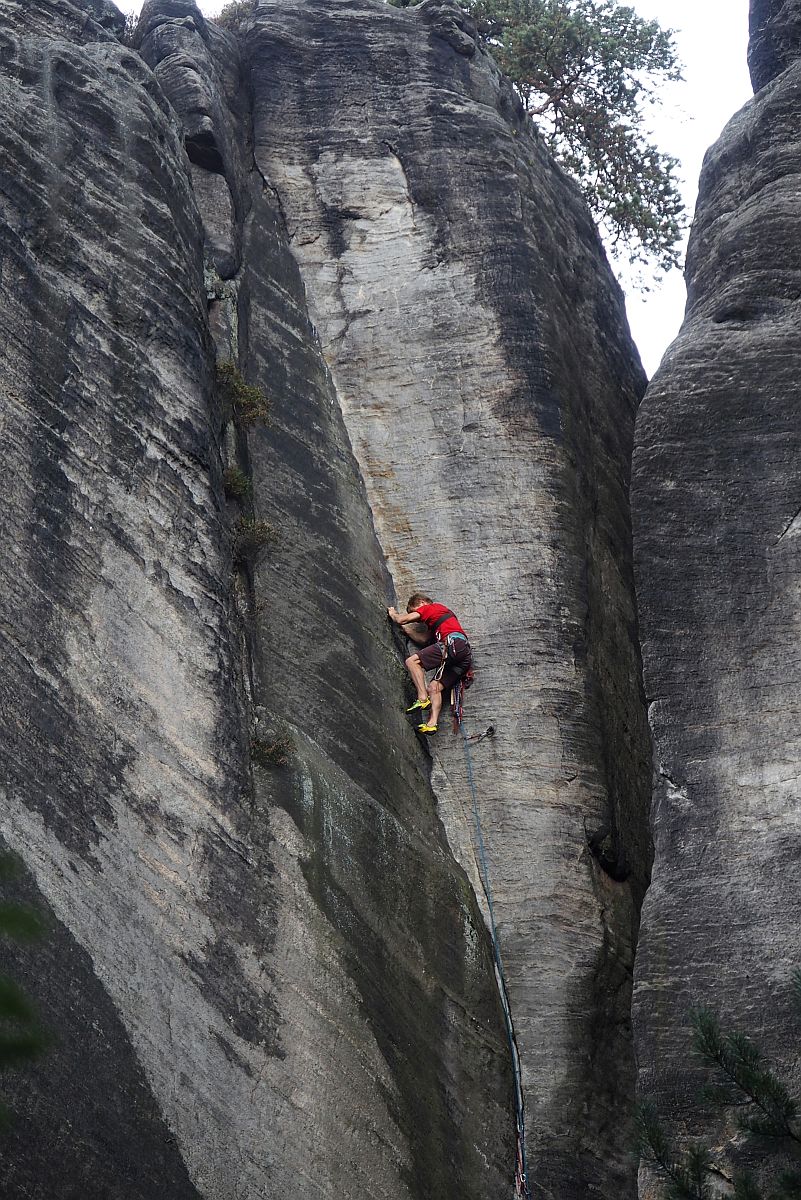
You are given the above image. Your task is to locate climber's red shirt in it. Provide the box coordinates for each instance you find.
[415,603,467,641]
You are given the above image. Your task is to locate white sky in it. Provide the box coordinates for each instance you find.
[190,0,753,376]
[622,0,752,373]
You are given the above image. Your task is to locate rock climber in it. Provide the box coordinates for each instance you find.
[387,593,472,735]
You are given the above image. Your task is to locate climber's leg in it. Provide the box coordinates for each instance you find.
[404,654,430,706]
[427,678,444,729]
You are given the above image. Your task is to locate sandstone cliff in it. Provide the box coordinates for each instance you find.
[632,0,801,1188]
[243,3,651,1194]
[0,0,652,1196]
[0,1,512,1194]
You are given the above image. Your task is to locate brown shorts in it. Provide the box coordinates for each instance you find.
[414,638,472,692]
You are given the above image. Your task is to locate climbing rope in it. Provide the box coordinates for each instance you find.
[455,696,532,1200]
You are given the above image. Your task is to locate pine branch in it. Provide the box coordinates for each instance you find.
[685,1145,713,1198]
[457,0,685,276]
[638,1104,713,1200]
[693,1010,801,1144]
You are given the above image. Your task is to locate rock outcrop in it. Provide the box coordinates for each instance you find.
[748,0,801,89]
[0,1,512,1195]
[0,0,653,1196]
[633,0,801,1187]
[245,2,651,1195]
[0,0,229,1190]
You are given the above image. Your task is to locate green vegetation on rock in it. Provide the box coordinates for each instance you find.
[223,466,253,499]
[233,517,275,565]
[214,1,256,32]
[252,735,295,768]
[121,11,139,46]
[216,360,270,425]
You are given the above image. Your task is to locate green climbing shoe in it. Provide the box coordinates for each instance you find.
[405,698,431,713]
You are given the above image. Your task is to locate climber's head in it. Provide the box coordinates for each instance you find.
[407,593,432,612]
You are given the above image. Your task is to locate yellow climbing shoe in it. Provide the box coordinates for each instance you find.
[406,698,431,713]
[417,723,438,735]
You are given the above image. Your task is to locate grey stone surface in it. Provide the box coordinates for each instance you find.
[0,0,656,1193]
[0,0,123,43]
[138,0,247,280]
[245,1,652,1195]
[0,2,273,1193]
[1,0,514,1195]
[140,4,515,1196]
[0,853,201,1200]
[632,16,801,1192]
[749,0,801,90]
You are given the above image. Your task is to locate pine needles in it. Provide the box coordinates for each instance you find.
[641,976,801,1200]
[693,1009,800,1144]
[215,360,270,426]
[638,1103,714,1199]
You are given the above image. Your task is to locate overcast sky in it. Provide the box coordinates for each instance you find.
[189,0,753,376]
[622,0,752,373]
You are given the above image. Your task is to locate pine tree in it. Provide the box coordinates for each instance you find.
[640,977,801,1199]
[387,0,685,278]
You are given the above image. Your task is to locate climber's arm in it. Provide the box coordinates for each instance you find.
[387,607,422,626]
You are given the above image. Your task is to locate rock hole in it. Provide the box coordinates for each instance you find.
[586,824,631,883]
[184,131,225,175]
[712,302,764,325]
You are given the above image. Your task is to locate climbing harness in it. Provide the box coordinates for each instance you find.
[429,608,457,637]
[431,635,472,691]
[450,669,475,730]
[457,717,532,1200]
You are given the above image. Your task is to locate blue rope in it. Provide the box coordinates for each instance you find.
[459,718,532,1199]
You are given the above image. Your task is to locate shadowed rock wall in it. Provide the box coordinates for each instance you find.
[633,0,801,1189]
[244,2,652,1195]
[749,0,801,89]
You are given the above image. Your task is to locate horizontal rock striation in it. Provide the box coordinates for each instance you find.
[0,0,657,1193]
[245,1,652,1195]
[633,1,801,1188]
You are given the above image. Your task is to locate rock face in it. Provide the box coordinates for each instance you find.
[245,2,652,1195]
[139,4,515,1196]
[632,0,801,1186]
[748,0,801,89]
[0,0,512,1195]
[0,0,652,1196]
[0,1,229,1191]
